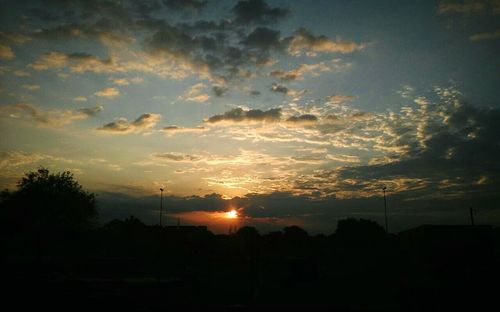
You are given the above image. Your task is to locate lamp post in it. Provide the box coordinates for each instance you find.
[159,188,164,227]
[383,186,388,233]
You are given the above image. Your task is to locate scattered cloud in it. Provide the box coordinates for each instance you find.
[94,87,120,98]
[212,85,228,97]
[438,1,486,14]
[0,31,30,60]
[326,94,357,105]
[161,125,207,135]
[0,103,103,127]
[73,96,87,102]
[179,83,210,103]
[0,44,14,60]
[205,107,282,124]
[287,28,364,56]
[97,113,161,134]
[14,70,30,77]
[232,0,289,24]
[470,29,500,41]
[109,76,144,86]
[22,84,40,91]
[270,61,333,81]
[164,0,207,12]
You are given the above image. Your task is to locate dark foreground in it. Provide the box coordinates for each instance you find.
[3,220,500,311]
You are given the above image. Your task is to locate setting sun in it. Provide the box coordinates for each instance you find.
[226,210,238,219]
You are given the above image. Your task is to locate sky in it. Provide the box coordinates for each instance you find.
[1,0,499,234]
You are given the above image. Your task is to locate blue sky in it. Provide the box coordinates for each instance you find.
[1,0,499,233]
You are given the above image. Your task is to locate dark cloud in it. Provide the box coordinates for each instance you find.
[324,102,500,201]
[205,107,282,124]
[270,83,288,94]
[232,0,289,24]
[97,189,500,234]
[286,114,318,124]
[241,27,282,50]
[147,23,199,55]
[161,125,206,134]
[98,113,161,133]
[286,27,364,55]
[212,85,228,96]
[270,69,298,81]
[163,0,207,12]
[0,103,103,127]
[77,105,104,116]
[19,0,351,83]
[249,90,261,96]
[153,152,201,162]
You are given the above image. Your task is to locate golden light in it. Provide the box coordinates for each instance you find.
[225,209,238,219]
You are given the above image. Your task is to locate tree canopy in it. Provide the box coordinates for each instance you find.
[0,167,97,234]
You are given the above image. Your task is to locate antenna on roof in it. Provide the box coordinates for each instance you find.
[469,207,475,226]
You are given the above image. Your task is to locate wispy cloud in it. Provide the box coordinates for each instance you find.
[94,87,120,98]
[97,113,161,134]
[0,103,103,127]
[470,29,500,41]
[178,83,210,103]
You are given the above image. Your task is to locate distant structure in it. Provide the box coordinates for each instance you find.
[382,186,388,232]
[159,188,164,226]
[163,225,208,234]
[399,224,494,270]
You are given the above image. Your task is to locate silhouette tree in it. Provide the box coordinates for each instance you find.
[0,167,97,236]
[334,218,387,248]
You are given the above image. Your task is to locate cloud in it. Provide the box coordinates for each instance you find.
[109,76,144,85]
[270,61,333,81]
[28,51,123,73]
[33,24,134,47]
[0,31,31,60]
[205,107,282,124]
[241,27,283,50]
[28,51,70,70]
[73,96,87,102]
[94,87,120,98]
[22,84,41,91]
[97,113,161,133]
[178,83,210,103]
[287,28,364,56]
[153,152,202,162]
[470,29,500,41]
[0,32,30,45]
[161,125,206,134]
[232,0,289,24]
[77,105,104,116]
[212,85,228,96]
[0,44,14,60]
[326,94,357,105]
[14,70,30,77]
[438,2,486,14]
[286,114,319,125]
[270,83,307,98]
[0,151,47,169]
[270,83,289,94]
[16,0,366,85]
[0,103,103,127]
[164,0,207,12]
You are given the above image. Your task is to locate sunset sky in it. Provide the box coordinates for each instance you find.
[1,0,499,233]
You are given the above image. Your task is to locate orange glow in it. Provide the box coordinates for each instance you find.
[225,209,238,219]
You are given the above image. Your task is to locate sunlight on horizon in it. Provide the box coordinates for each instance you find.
[225,209,238,219]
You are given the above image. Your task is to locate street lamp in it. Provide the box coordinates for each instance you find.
[382,186,388,233]
[159,188,164,227]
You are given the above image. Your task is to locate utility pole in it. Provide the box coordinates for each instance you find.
[159,188,164,227]
[383,186,388,233]
[469,207,475,226]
